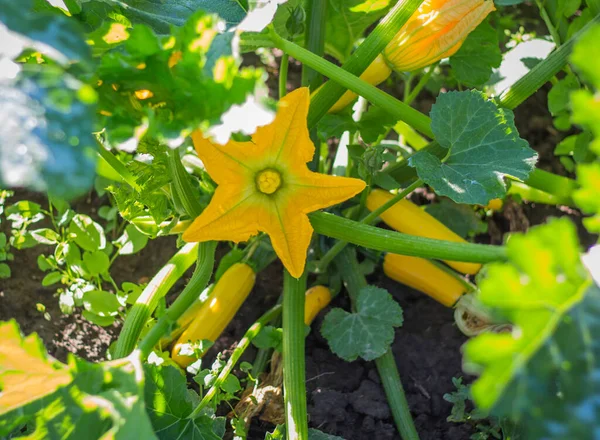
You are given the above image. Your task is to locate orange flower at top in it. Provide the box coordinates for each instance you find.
[383,0,496,72]
[182,88,366,277]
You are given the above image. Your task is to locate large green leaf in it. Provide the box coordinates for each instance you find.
[321,286,403,361]
[464,219,600,439]
[410,90,538,205]
[144,364,226,439]
[449,20,501,88]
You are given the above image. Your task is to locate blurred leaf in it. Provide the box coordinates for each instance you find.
[308,428,345,440]
[115,223,149,255]
[83,289,120,315]
[82,310,116,326]
[29,228,60,245]
[252,326,283,351]
[41,271,62,286]
[410,90,537,204]
[358,106,397,144]
[83,250,110,275]
[450,20,501,87]
[144,364,226,439]
[463,219,600,439]
[0,320,72,417]
[214,247,245,281]
[425,198,487,239]
[325,0,391,61]
[321,286,403,361]
[547,74,579,116]
[573,163,600,233]
[0,263,11,279]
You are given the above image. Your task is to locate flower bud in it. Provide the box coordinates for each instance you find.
[383,0,495,72]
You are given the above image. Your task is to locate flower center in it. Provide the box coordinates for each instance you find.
[256,169,282,195]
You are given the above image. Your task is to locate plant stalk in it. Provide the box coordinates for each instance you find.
[282,269,309,440]
[310,211,506,264]
[301,0,328,88]
[167,148,203,218]
[137,241,216,357]
[113,243,199,358]
[279,54,289,98]
[334,247,419,440]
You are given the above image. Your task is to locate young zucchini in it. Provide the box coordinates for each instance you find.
[304,285,332,325]
[171,262,256,368]
[383,253,467,307]
[367,189,481,275]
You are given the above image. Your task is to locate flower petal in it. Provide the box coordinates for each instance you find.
[191,131,260,185]
[182,185,261,243]
[262,198,313,278]
[289,171,366,213]
[252,87,314,166]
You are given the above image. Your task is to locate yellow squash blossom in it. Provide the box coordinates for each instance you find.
[182,88,366,277]
[326,0,495,112]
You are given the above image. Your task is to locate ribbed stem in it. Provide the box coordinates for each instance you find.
[167,148,203,218]
[190,304,282,416]
[271,32,433,137]
[310,212,506,263]
[282,269,308,440]
[301,0,327,88]
[318,179,423,271]
[334,247,419,440]
[306,0,425,127]
[113,243,199,358]
[279,54,289,98]
[137,241,216,357]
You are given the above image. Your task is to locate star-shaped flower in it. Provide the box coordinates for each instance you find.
[183,88,366,277]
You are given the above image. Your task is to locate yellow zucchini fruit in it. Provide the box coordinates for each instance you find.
[366,189,481,275]
[171,262,256,368]
[158,293,208,348]
[304,286,332,325]
[383,253,466,307]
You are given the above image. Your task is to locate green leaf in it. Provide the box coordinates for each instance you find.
[82,250,110,276]
[325,0,392,61]
[214,248,246,281]
[82,310,116,327]
[463,218,596,439]
[69,214,106,252]
[0,320,72,418]
[252,326,283,351]
[220,374,241,394]
[144,364,226,439]
[410,90,538,205]
[449,20,501,88]
[573,163,600,233]
[115,223,149,255]
[424,198,487,239]
[29,228,60,245]
[83,290,121,315]
[547,74,579,116]
[308,428,345,440]
[321,286,403,361]
[0,263,10,279]
[358,106,397,144]
[41,271,63,286]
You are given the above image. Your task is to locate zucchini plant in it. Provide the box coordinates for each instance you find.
[0,0,599,439]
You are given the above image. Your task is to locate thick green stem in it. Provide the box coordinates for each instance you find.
[305,0,425,127]
[282,270,308,440]
[271,32,433,138]
[301,0,327,88]
[498,13,600,109]
[279,54,289,98]
[113,243,199,358]
[190,304,282,416]
[310,211,506,263]
[318,179,423,271]
[137,241,216,357]
[167,148,203,218]
[334,247,419,440]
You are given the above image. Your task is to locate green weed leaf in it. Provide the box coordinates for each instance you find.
[116,224,149,255]
[82,250,110,275]
[463,218,599,439]
[410,90,537,204]
[83,289,120,315]
[424,198,487,239]
[69,214,106,252]
[321,286,403,361]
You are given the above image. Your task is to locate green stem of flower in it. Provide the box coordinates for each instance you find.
[301,0,328,88]
[190,303,282,416]
[167,148,203,218]
[302,0,425,128]
[318,179,423,271]
[137,241,216,357]
[334,247,419,440]
[310,211,506,263]
[405,64,437,105]
[282,269,308,440]
[279,54,289,98]
[271,31,432,138]
[498,12,600,109]
[113,243,199,358]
